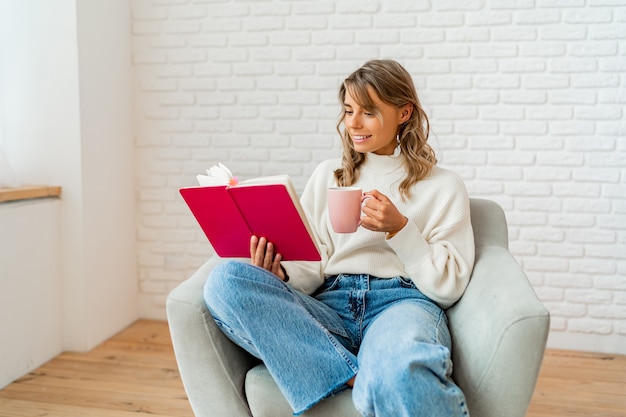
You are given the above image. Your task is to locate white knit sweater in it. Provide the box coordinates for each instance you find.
[284,153,475,308]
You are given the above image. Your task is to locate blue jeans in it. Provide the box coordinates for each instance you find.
[204,260,469,417]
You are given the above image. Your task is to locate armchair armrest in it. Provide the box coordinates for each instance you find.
[448,200,550,417]
[167,256,256,417]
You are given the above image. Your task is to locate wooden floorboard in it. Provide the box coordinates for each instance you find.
[1,319,625,416]
[0,320,193,417]
[526,349,626,417]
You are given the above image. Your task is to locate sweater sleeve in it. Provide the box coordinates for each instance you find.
[386,176,475,308]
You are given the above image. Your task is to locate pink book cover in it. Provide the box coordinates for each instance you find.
[179,180,321,261]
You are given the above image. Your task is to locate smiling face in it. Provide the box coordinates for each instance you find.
[342,85,410,156]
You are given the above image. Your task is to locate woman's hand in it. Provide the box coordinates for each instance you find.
[361,190,408,235]
[250,235,287,281]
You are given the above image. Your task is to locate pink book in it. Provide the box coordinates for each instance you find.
[179,167,321,261]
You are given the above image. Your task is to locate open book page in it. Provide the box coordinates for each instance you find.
[196,162,238,186]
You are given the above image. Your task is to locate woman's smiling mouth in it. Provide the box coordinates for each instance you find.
[352,135,372,143]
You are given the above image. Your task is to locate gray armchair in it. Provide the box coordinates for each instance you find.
[167,198,550,417]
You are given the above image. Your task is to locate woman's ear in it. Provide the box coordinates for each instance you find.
[399,104,413,123]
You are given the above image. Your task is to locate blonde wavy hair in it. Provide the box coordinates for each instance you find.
[334,59,436,199]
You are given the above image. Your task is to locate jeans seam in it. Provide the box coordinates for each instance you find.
[291,286,358,371]
[434,308,445,345]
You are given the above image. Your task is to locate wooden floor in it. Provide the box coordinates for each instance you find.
[0,320,193,417]
[0,320,624,417]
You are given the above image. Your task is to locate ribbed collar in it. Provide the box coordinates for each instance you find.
[362,151,405,174]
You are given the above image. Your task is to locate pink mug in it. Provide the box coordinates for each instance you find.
[327,187,363,233]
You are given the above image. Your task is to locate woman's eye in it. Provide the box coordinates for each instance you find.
[344,110,353,115]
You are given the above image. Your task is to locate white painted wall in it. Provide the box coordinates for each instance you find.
[73,0,138,352]
[0,199,62,389]
[132,0,626,354]
[0,0,137,386]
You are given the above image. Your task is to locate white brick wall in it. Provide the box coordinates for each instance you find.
[132,0,626,354]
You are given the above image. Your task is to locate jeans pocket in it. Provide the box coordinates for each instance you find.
[396,276,417,289]
[313,275,342,296]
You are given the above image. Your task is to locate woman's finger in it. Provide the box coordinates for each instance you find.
[250,235,260,261]
[271,253,283,277]
[263,242,275,270]
[361,190,406,233]
[252,236,268,267]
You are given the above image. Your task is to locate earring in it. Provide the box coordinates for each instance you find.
[393,134,402,157]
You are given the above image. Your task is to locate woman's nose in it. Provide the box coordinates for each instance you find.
[345,114,361,129]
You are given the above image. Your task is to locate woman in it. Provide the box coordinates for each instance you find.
[204,59,475,416]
